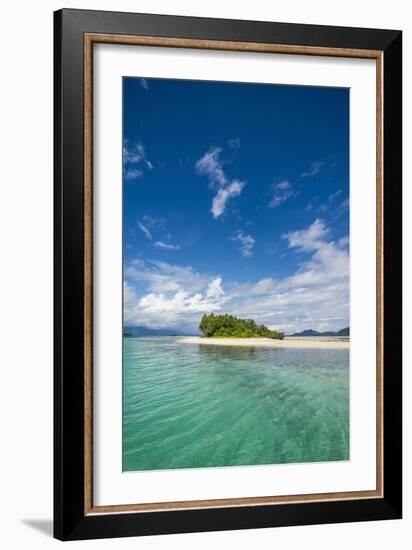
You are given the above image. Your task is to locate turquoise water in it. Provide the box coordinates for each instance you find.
[123,337,349,471]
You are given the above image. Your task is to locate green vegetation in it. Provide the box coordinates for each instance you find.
[199,313,284,339]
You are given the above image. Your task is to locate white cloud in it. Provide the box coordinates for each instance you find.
[337,198,349,213]
[338,236,349,248]
[277,180,291,190]
[154,241,180,250]
[138,217,180,250]
[124,276,226,329]
[124,219,349,333]
[269,180,294,208]
[125,259,211,294]
[211,180,245,219]
[269,196,287,208]
[138,287,221,315]
[195,147,227,187]
[223,219,349,331]
[123,282,139,324]
[196,146,246,218]
[137,221,153,241]
[142,214,166,229]
[123,140,153,179]
[301,160,323,178]
[275,220,349,322]
[139,78,149,91]
[206,277,224,300]
[228,277,277,297]
[283,218,329,251]
[329,190,342,201]
[124,168,143,181]
[123,142,145,164]
[330,198,350,222]
[231,231,255,257]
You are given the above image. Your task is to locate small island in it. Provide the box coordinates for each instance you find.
[199,313,284,339]
[176,314,349,349]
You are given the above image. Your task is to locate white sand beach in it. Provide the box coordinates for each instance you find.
[178,336,349,349]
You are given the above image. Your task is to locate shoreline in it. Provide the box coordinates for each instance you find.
[178,336,349,349]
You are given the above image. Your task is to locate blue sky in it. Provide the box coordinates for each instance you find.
[123,77,349,334]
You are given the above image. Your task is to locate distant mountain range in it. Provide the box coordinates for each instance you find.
[289,327,350,337]
[124,325,350,338]
[123,326,197,337]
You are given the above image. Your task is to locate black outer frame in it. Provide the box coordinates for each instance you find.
[54,8,402,541]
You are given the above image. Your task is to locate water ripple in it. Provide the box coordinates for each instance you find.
[123,337,349,471]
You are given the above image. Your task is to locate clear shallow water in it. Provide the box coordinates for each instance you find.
[123,337,349,471]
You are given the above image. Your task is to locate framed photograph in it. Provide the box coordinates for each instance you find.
[54,8,402,541]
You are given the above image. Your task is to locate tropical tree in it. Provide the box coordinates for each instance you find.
[198,313,284,339]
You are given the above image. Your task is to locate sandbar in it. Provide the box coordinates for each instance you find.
[178,336,349,349]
